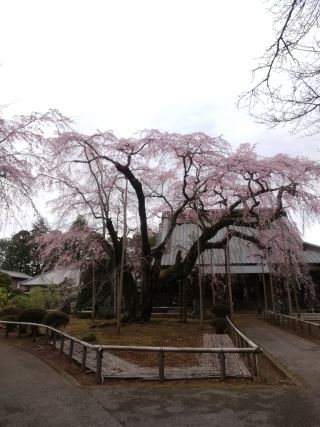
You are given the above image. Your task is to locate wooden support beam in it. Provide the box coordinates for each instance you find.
[219,352,226,381]
[82,346,87,372]
[158,350,165,382]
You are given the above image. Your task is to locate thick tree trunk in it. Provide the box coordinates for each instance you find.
[140,260,155,321]
[123,270,138,322]
[140,255,162,321]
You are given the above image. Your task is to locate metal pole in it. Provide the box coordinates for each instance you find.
[117,178,128,333]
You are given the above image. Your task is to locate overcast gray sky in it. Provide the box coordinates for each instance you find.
[1,0,320,243]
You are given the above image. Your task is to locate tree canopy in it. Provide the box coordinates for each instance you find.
[0,109,68,222]
[38,127,320,319]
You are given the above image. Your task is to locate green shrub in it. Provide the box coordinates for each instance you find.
[18,308,47,323]
[10,294,29,309]
[10,289,24,297]
[1,314,18,334]
[212,304,229,318]
[211,317,228,334]
[43,311,70,329]
[0,306,22,318]
[81,332,97,342]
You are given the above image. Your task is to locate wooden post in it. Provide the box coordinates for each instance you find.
[255,353,261,380]
[251,352,257,377]
[196,200,204,328]
[158,350,165,382]
[246,352,251,374]
[53,331,57,349]
[281,226,293,315]
[91,262,96,321]
[113,275,118,317]
[60,335,65,355]
[261,258,267,311]
[68,340,74,361]
[225,229,234,317]
[210,250,216,306]
[178,280,183,321]
[267,250,276,312]
[96,348,103,384]
[117,178,128,334]
[82,346,87,371]
[182,280,187,323]
[219,352,226,381]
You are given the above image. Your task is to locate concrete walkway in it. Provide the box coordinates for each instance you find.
[237,318,320,392]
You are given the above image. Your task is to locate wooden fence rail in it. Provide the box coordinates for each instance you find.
[0,319,261,384]
[264,310,320,339]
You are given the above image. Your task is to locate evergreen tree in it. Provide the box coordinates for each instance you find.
[1,230,34,275]
[1,218,50,276]
[0,239,10,267]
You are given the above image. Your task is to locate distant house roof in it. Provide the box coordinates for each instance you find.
[20,267,81,288]
[0,269,32,280]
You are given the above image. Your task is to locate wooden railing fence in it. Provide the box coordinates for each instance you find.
[0,318,261,384]
[264,310,320,338]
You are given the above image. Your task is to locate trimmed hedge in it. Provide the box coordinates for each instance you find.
[43,311,70,329]
[17,308,47,323]
[0,306,22,319]
[17,308,47,337]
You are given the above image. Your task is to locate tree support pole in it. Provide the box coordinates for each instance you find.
[117,178,128,333]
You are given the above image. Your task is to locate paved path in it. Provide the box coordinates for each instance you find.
[1,338,320,426]
[0,341,122,427]
[237,318,320,391]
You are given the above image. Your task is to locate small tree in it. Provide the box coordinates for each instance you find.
[26,286,60,310]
